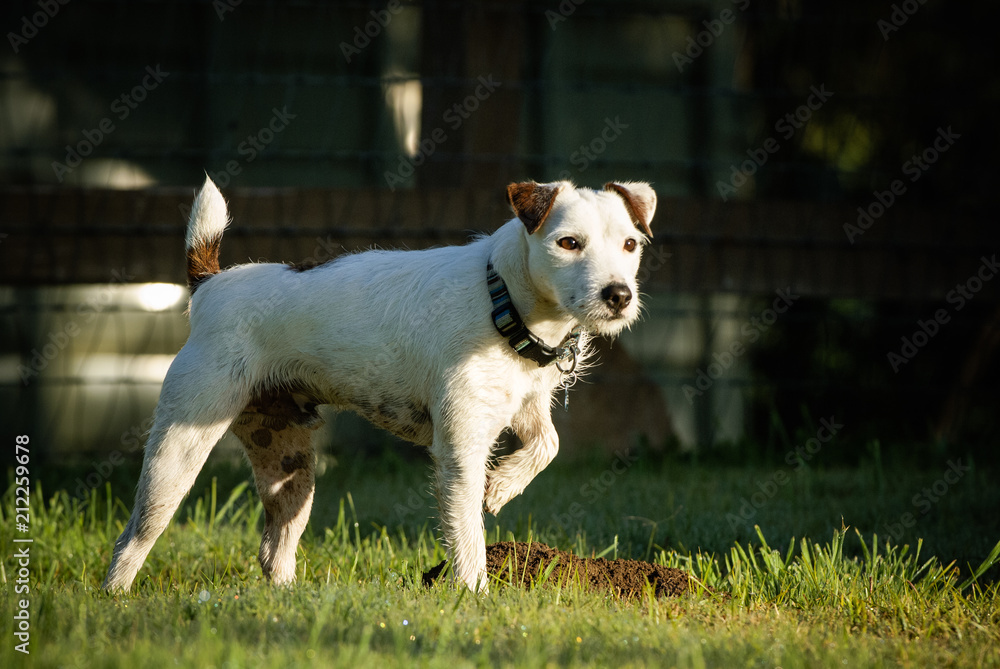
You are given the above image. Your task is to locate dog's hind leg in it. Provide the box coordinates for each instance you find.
[103,356,248,592]
[230,388,322,585]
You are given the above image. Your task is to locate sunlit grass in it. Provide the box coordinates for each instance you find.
[1,457,998,668]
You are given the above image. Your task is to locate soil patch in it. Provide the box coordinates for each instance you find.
[423,541,690,599]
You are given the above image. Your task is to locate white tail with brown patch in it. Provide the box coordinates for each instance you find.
[185,176,229,292]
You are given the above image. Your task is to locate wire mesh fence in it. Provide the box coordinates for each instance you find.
[1,0,997,460]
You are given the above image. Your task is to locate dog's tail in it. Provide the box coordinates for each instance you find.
[185,175,229,294]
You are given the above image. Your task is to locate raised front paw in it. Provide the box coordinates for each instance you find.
[484,475,521,516]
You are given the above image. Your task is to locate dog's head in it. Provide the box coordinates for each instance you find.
[507,180,656,337]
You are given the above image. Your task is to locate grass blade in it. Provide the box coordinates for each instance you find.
[958,538,1000,591]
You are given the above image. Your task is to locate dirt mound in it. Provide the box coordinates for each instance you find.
[423,541,689,599]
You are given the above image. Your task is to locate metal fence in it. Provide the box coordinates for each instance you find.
[2,0,997,459]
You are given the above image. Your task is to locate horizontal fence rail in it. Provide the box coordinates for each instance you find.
[1,186,993,303]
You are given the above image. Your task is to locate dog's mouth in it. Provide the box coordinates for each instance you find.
[591,312,635,336]
[567,301,639,337]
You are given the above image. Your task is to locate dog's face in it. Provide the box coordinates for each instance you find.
[508,181,656,337]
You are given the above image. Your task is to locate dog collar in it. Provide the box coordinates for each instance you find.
[487,262,581,368]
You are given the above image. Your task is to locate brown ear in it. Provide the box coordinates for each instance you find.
[604,182,656,238]
[507,181,562,234]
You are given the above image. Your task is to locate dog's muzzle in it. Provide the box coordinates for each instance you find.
[601,282,632,315]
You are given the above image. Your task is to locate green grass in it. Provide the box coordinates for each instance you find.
[2,453,999,668]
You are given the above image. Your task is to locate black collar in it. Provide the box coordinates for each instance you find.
[487,262,581,368]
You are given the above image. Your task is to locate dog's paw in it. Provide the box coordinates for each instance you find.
[484,477,521,516]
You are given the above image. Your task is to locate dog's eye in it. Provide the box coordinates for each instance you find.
[624,239,638,253]
[557,237,580,251]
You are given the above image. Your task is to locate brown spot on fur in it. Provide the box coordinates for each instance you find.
[507,182,561,234]
[604,182,653,238]
[187,233,223,294]
[408,402,431,426]
[247,387,321,429]
[377,403,400,420]
[251,428,272,448]
[287,257,333,272]
[263,416,289,431]
[281,451,308,474]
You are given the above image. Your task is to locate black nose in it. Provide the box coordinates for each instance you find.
[601,283,632,313]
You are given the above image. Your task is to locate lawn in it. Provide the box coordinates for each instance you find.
[2,450,999,668]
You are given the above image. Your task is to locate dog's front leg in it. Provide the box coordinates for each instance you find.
[430,422,494,593]
[484,396,558,515]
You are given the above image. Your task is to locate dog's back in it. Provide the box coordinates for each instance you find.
[180,183,509,443]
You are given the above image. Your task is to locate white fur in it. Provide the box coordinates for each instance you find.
[103,177,655,594]
[184,174,229,249]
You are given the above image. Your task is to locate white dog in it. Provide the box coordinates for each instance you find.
[103,177,655,593]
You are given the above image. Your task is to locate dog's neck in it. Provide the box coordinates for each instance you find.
[509,291,576,347]
[488,221,580,348]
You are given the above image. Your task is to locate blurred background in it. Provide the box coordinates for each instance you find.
[1,0,997,467]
